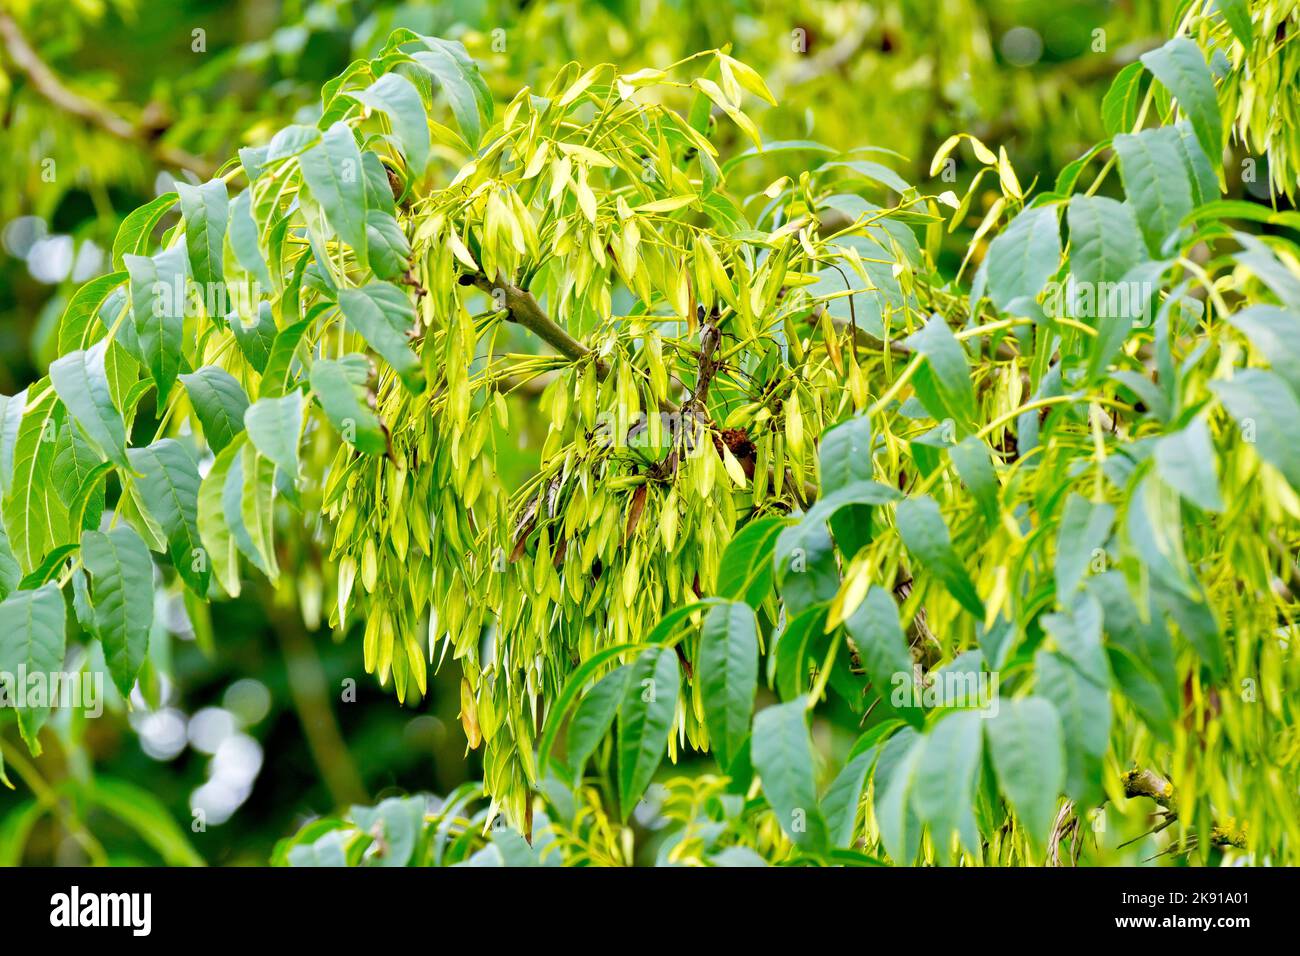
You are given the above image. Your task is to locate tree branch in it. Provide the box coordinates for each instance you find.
[0,11,217,179]
[471,273,686,414]
[1048,767,1246,865]
[1122,766,1177,811]
[470,274,820,503]
[471,275,603,371]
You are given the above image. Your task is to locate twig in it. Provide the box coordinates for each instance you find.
[1047,799,1077,867]
[1048,766,1247,865]
[1122,766,1177,811]
[0,11,217,178]
[471,275,604,372]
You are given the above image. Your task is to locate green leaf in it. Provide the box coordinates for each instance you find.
[821,748,874,848]
[985,697,1065,853]
[698,601,759,768]
[818,414,873,494]
[17,543,77,590]
[773,518,839,617]
[244,390,304,480]
[198,435,245,598]
[983,205,1061,313]
[1212,369,1300,491]
[127,245,190,400]
[1141,37,1223,168]
[287,830,349,867]
[1227,305,1300,399]
[844,585,922,728]
[1153,576,1223,678]
[751,698,828,850]
[102,347,143,442]
[127,439,210,597]
[1,386,71,573]
[1107,645,1177,745]
[116,480,165,553]
[412,39,492,147]
[1110,369,1171,422]
[239,145,268,182]
[338,283,424,394]
[911,710,983,863]
[0,389,27,497]
[0,583,67,752]
[1114,127,1193,256]
[365,209,412,280]
[1235,234,1300,309]
[1125,471,1198,597]
[1088,572,1178,728]
[873,727,922,864]
[722,139,837,174]
[55,436,109,533]
[903,314,976,434]
[299,121,369,258]
[802,478,901,528]
[352,71,431,179]
[112,192,178,268]
[715,516,786,606]
[180,366,250,454]
[538,642,654,771]
[249,447,290,554]
[310,355,387,455]
[1042,592,1109,688]
[1101,61,1146,136]
[86,777,204,866]
[1172,120,1219,206]
[81,526,154,696]
[772,605,826,701]
[301,205,340,295]
[1217,0,1254,52]
[361,150,398,216]
[56,271,129,356]
[1066,194,1148,376]
[948,436,998,528]
[617,647,679,818]
[230,302,277,374]
[223,442,278,581]
[809,474,899,561]
[352,796,425,866]
[709,846,769,867]
[227,190,272,288]
[260,315,314,399]
[1067,194,1146,289]
[49,341,128,467]
[1054,493,1115,600]
[267,124,320,161]
[1154,416,1222,512]
[895,495,983,617]
[0,519,21,600]
[1054,140,1110,197]
[822,159,912,195]
[177,179,229,291]
[566,664,630,775]
[1034,649,1109,806]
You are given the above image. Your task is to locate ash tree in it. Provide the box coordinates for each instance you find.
[4,6,1300,866]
